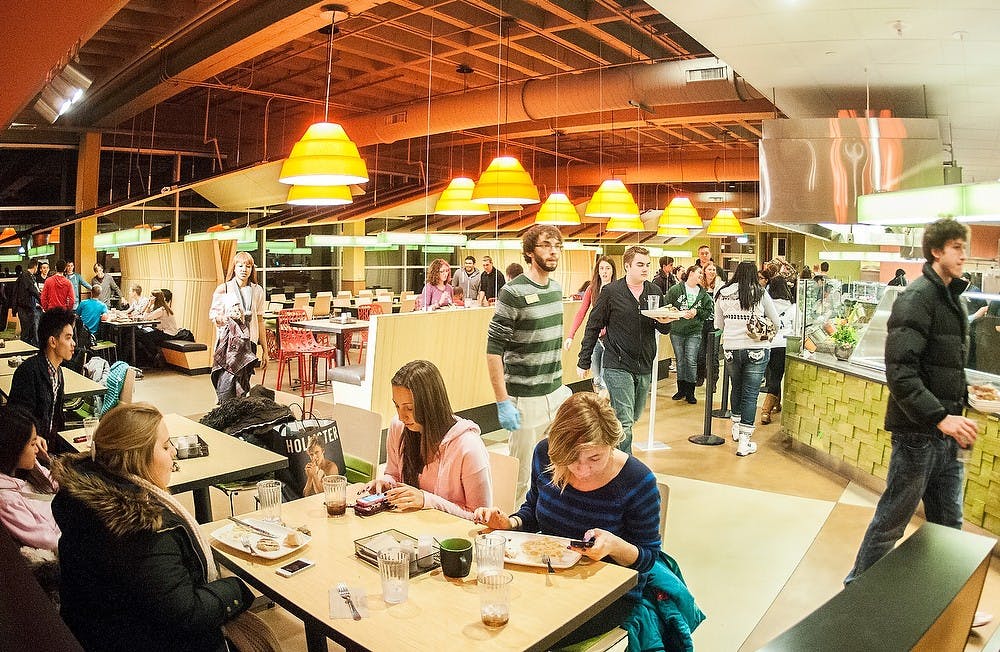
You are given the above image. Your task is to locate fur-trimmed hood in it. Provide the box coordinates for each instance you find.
[52,452,167,538]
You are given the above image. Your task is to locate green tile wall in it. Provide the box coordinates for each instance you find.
[784,357,1000,537]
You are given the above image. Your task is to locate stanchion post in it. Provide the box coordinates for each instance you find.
[689,328,724,446]
[635,333,671,452]
[711,332,731,418]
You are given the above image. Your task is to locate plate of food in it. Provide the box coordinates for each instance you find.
[640,307,686,320]
[968,384,1000,413]
[211,519,311,560]
[501,532,582,569]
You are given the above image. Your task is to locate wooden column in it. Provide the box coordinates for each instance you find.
[341,221,367,293]
[74,131,101,277]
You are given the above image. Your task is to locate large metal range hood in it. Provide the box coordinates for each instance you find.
[759,118,944,228]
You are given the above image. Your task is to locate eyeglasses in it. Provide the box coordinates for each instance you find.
[534,242,563,252]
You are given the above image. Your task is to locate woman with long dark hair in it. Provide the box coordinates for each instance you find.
[209,251,267,403]
[761,276,795,424]
[365,360,491,520]
[565,255,617,394]
[0,407,59,551]
[714,261,781,456]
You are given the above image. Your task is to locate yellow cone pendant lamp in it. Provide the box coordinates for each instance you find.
[470,156,540,205]
[656,225,689,238]
[586,180,643,231]
[660,196,703,230]
[706,208,744,236]
[286,184,354,206]
[534,192,581,226]
[279,122,369,186]
[435,177,490,215]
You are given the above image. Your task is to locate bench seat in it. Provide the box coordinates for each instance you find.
[159,340,210,375]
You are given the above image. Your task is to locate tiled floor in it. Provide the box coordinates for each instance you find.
[132,369,999,651]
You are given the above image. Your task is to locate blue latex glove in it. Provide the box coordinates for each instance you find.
[496,399,521,431]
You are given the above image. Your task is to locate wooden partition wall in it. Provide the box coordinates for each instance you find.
[118,240,227,367]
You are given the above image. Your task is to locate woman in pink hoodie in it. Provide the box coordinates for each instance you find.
[365,360,492,520]
[0,406,60,551]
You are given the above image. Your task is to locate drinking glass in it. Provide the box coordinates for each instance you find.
[82,417,100,448]
[646,295,661,311]
[478,571,513,628]
[323,474,348,517]
[378,547,410,604]
[957,445,973,464]
[256,479,282,523]
[475,533,506,577]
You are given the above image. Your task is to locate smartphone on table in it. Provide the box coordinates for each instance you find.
[276,558,315,577]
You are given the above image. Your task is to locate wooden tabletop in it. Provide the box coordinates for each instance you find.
[291,319,370,333]
[60,413,287,495]
[0,340,38,358]
[0,366,106,399]
[103,318,160,328]
[203,495,637,652]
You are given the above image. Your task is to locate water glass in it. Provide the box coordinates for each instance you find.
[256,479,282,523]
[323,474,348,517]
[475,533,506,576]
[646,295,661,311]
[378,547,410,604]
[957,445,973,464]
[82,417,100,448]
[478,570,513,628]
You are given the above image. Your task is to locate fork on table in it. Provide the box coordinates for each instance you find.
[337,582,362,620]
[541,554,555,574]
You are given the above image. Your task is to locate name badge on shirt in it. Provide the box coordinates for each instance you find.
[525,293,540,305]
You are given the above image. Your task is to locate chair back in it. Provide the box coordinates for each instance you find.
[657,479,670,540]
[269,293,287,303]
[488,451,519,514]
[375,288,391,296]
[337,290,352,298]
[120,366,136,405]
[267,301,284,312]
[312,293,332,317]
[277,309,313,350]
[292,293,312,312]
[376,296,392,312]
[358,289,374,298]
[331,403,385,473]
[356,297,372,306]
[400,297,417,312]
[357,304,373,321]
[332,297,352,308]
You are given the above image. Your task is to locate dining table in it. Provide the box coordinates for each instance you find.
[0,366,106,400]
[101,317,160,365]
[60,412,288,523]
[291,318,370,366]
[0,339,38,358]
[203,493,638,652]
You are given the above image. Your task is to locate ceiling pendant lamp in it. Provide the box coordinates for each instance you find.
[470,156,540,205]
[656,225,689,238]
[435,177,489,215]
[0,227,18,246]
[48,228,60,244]
[206,224,230,233]
[286,184,354,206]
[586,180,642,232]
[278,7,368,187]
[706,208,744,236]
[661,196,703,229]
[534,192,581,226]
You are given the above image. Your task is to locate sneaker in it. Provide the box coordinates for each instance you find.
[973,611,993,628]
[737,440,758,456]
[686,394,697,405]
[731,418,741,441]
[672,389,685,400]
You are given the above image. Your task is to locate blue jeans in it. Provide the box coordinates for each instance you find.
[845,432,964,584]
[670,333,702,384]
[591,339,606,391]
[603,368,651,454]
[724,348,770,426]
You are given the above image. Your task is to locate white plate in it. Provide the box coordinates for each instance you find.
[211,519,311,560]
[641,308,685,319]
[501,532,582,569]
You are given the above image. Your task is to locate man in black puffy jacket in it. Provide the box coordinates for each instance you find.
[846,219,981,587]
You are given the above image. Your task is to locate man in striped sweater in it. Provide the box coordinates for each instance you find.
[487,224,572,504]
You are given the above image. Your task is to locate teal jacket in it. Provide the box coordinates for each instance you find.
[662,283,714,338]
[621,550,705,652]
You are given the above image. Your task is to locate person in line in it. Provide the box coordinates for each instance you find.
[664,265,714,404]
[209,251,267,404]
[696,245,727,282]
[91,263,122,307]
[845,220,991,628]
[124,283,151,316]
[77,283,112,342]
[474,392,703,649]
[62,261,91,309]
[14,258,42,346]
[695,261,724,389]
[886,268,907,287]
[0,406,60,552]
[652,255,676,294]
[578,246,674,453]
[487,224,572,504]
[714,261,781,457]
[451,285,466,307]
[52,403,259,652]
[34,260,50,294]
[451,255,482,305]
[505,261,524,282]
[41,260,74,312]
[365,360,491,519]
[479,255,506,303]
[136,290,180,366]
[419,258,454,310]
[565,255,617,396]
[302,435,341,497]
[8,308,76,447]
[760,276,794,424]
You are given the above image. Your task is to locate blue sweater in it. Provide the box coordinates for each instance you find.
[513,439,661,599]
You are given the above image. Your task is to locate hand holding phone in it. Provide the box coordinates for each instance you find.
[569,537,596,549]
[276,558,315,577]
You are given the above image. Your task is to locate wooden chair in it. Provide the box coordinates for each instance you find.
[358,289,374,298]
[336,290,352,299]
[399,296,417,312]
[375,296,392,313]
[312,293,332,318]
[332,297,352,308]
[488,451,519,514]
[292,293,313,317]
[267,301,284,313]
[331,403,385,484]
[269,293,287,304]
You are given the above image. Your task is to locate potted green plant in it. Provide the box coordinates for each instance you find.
[831,322,858,361]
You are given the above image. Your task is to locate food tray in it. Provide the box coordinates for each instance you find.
[968,385,1000,414]
[170,435,209,459]
[211,519,311,560]
[502,532,582,569]
[640,308,686,320]
[353,529,439,576]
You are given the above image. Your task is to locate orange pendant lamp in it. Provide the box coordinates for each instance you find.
[470,156,540,205]
[286,184,353,206]
[534,192,581,226]
[706,208,744,236]
[435,177,489,215]
[0,227,17,246]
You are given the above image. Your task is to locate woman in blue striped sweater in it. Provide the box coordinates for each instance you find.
[475,392,661,644]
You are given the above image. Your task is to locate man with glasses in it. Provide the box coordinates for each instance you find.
[487,225,572,503]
